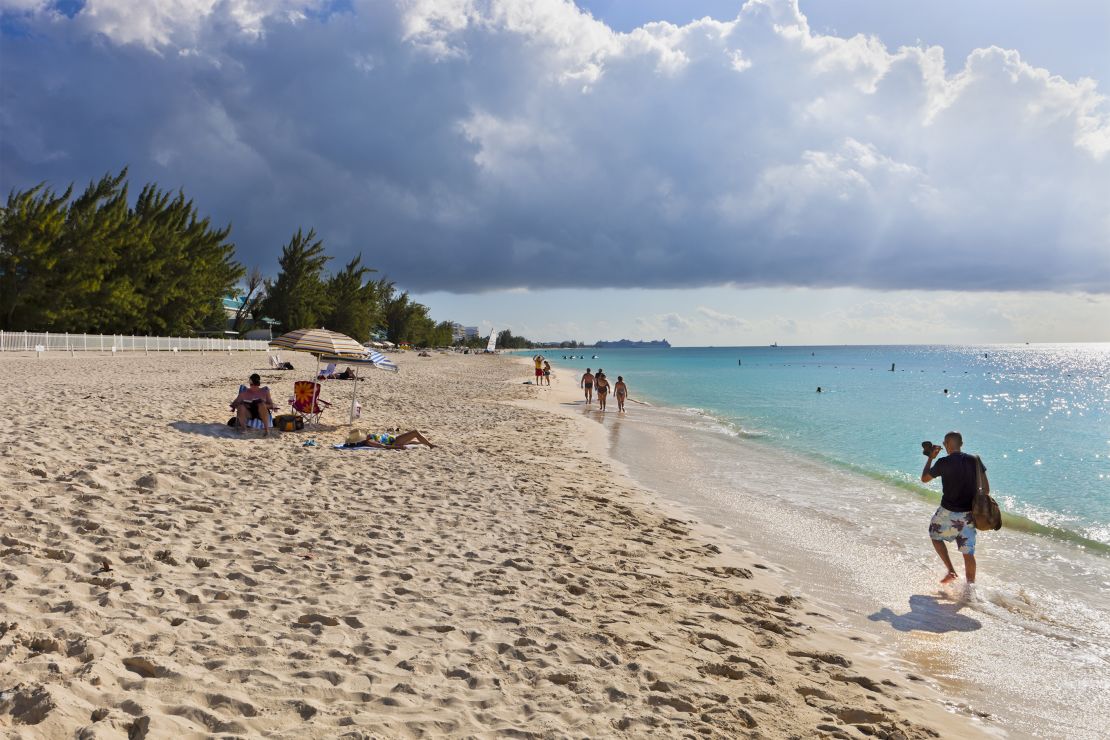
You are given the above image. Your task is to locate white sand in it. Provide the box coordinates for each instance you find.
[0,351,981,737]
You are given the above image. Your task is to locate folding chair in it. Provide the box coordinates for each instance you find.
[291,380,331,425]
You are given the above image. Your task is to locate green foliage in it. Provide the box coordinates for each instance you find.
[497,329,533,349]
[0,182,71,329]
[261,228,330,332]
[0,168,243,334]
[323,255,377,343]
[1,167,489,348]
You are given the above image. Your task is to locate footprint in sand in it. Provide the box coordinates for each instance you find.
[296,613,340,627]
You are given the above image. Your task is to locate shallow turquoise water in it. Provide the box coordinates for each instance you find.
[539,344,1110,545]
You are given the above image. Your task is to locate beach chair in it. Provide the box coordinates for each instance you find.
[269,354,282,369]
[318,362,337,379]
[291,380,331,425]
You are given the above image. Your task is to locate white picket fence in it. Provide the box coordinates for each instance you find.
[0,330,270,353]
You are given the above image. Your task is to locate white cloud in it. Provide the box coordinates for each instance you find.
[1,0,1107,294]
[696,305,749,329]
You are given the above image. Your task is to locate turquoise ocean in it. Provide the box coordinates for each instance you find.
[529,343,1110,738]
[549,343,1110,547]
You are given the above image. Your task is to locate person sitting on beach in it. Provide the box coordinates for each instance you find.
[344,429,435,449]
[595,372,610,411]
[921,431,989,585]
[614,376,628,412]
[581,368,594,404]
[231,374,278,436]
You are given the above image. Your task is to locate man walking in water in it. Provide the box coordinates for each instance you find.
[921,431,989,584]
[581,368,594,404]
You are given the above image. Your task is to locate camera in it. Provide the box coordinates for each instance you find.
[921,440,936,455]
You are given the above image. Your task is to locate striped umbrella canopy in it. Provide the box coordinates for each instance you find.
[317,353,399,372]
[365,349,399,373]
[318,352,400,424]
[271,328,366,357]
[268,327,315,350]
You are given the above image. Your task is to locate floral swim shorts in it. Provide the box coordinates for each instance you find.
[928,507,976,555]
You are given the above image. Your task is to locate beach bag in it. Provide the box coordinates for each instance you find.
[275,414,303,432]
[971,455,1002,531]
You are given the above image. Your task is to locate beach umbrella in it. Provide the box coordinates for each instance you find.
[286,328,366,357]
[268,327,315,350]
[271,329,368,411]
[318,351,400,424]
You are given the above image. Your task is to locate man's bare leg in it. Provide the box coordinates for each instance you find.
[962,554,976,583]
[235,405,250,433]
[931,540,958,583]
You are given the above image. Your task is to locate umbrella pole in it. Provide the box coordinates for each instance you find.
[311,356,322,424]
[349,367,359,425]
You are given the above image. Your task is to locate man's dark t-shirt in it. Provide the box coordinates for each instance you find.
[930,451,984,512]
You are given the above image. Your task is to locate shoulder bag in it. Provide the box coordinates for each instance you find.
[971,454,1002,531]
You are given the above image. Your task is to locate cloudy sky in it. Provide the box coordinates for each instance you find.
[2,0,1108,344]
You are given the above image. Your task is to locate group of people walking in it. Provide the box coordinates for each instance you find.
[531,355,628,411]
[579,367,628,412]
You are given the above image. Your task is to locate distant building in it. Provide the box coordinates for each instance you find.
[222,295,277,340]
[451,323,481,342]
[222,296,247,318]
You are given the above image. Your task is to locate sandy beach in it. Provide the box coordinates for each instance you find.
[1,350,982,738]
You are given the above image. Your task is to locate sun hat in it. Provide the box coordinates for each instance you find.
[345,429,365,445]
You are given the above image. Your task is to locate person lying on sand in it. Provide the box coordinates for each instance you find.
[320,367,357,380]
[230,373,279,436]
[344,429,436,449]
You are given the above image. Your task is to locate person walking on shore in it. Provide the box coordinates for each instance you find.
[614,376,628,412]
[595,372,610,411]
[921,431,989,585]
[581,368,594,404]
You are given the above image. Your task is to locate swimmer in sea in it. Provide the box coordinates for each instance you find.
[581,368,594,404]
[614,376,628,412]
[595,372,610,411]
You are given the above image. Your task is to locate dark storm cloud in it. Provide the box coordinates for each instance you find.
[1,0,1108,292]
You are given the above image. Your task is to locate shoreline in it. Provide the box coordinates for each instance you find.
[522,355,1109,739]
[513,346,1110,553]
[514,356,993,737]
[2,351,982,737]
